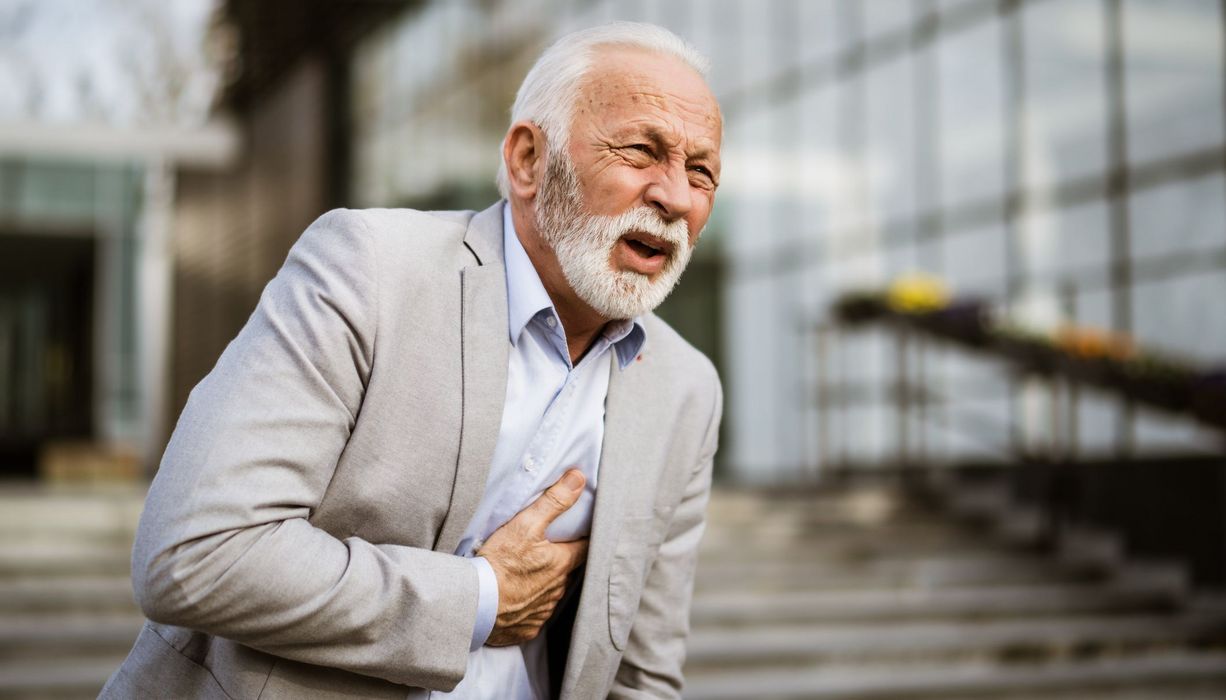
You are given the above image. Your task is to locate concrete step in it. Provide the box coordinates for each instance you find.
[702,512,961,533]
[690,581,1177,627]
[0,614,144,660]
[0,576,136,613]
[0,657,125,700]
[698,530,1019,559]
[0,542,130,578]
[0,487,143,538]
[683,650,1226,700]
[684,612,1226,670]
[693,554,1102,593]
[702,510,974,534]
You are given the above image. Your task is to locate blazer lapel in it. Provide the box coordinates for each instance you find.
[560,348,656,696]
[588,354,651,557]
[434,204,509,554]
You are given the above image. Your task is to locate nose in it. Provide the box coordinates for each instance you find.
[644,162,693,222]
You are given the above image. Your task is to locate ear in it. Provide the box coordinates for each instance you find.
[502,120,547,200]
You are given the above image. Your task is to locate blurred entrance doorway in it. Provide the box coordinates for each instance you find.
[0,233,95,478]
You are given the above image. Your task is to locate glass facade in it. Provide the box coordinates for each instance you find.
[351,0,1226,483]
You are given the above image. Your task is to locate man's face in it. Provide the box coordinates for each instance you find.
[534,47,722,321]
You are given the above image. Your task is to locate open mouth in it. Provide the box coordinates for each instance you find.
[621,231,675,261]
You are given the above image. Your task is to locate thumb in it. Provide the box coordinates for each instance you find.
[520,469,586,535]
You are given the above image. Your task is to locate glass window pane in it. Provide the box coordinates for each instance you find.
[1077,392,1122,455]
[1020,200,1112,284]
[1123,0,1225,165]
[730,0,781,94]
[943,222,1008,296]
[798,0,842,64]
[702,0,747,97]
[1131,269,1226,363]
[887,238,919,279]
[938,19,1007,209]
[1074,284,1115,329]
[863,0,917,41]
[834,76,873,235]
[865,54,918,225]
[1129,172,1226,261]
[940,0,993,14]
[1021,0,1109,189]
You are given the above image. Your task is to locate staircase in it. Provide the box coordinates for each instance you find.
[4,480,1226,699]
[683,481,1226,699]
[0,485,144,700]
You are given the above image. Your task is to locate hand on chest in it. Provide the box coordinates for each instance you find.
[467,332,613,546]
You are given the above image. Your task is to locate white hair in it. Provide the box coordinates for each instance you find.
[495,21,710,199]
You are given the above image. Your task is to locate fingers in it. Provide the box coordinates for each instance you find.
[489,585,569,646]
[517,469,586,535]
[554,537,589,572]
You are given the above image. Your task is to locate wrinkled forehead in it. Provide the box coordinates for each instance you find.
[574,46,723,145]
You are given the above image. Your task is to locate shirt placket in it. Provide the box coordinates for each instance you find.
[479,320,576,539]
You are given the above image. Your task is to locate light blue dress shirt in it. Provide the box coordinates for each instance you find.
[431,204,645,699]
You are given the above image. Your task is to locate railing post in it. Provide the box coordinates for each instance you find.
[816,324,831,480]
[897,328,911,479]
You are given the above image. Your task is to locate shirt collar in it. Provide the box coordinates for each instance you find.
[502,203,646,370]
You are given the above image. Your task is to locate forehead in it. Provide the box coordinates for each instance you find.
[572,46,722,152]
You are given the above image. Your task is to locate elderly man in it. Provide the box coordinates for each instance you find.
[103,21,722,700]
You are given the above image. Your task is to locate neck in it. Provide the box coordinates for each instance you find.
[510,200,610,365]
[554,298,608,366]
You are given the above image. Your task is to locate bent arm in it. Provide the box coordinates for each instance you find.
[610,377,722,699]
[132,210,476,690]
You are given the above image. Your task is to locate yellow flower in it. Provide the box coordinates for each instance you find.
[886,274,951,313]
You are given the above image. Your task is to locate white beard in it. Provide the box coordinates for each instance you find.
[535,150,695,321]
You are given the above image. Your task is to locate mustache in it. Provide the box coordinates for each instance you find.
[597,207,689,252]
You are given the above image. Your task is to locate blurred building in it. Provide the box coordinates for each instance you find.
[346,0,1226,484]
[4,0,1223,487]
[168,0,411,451]
[0,0,407,480]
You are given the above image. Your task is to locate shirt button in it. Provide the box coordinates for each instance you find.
[524,457,536,472]
[545,316,557,328]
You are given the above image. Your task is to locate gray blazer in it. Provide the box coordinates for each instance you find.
[102,202,722,699]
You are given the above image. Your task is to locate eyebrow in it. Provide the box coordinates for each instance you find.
[635,126,718,162]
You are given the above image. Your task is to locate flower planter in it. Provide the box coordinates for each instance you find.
[834,294,889,325]
[832,287,1226,434]
[919,299,992,348]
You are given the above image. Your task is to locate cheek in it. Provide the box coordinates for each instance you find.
[587,177,644,214]
[687,202,713,243]
[579,159,650,202]
[687,228,701,249]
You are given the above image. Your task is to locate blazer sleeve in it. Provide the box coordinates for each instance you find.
[131,209,478,691]
[610,373,723,699]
